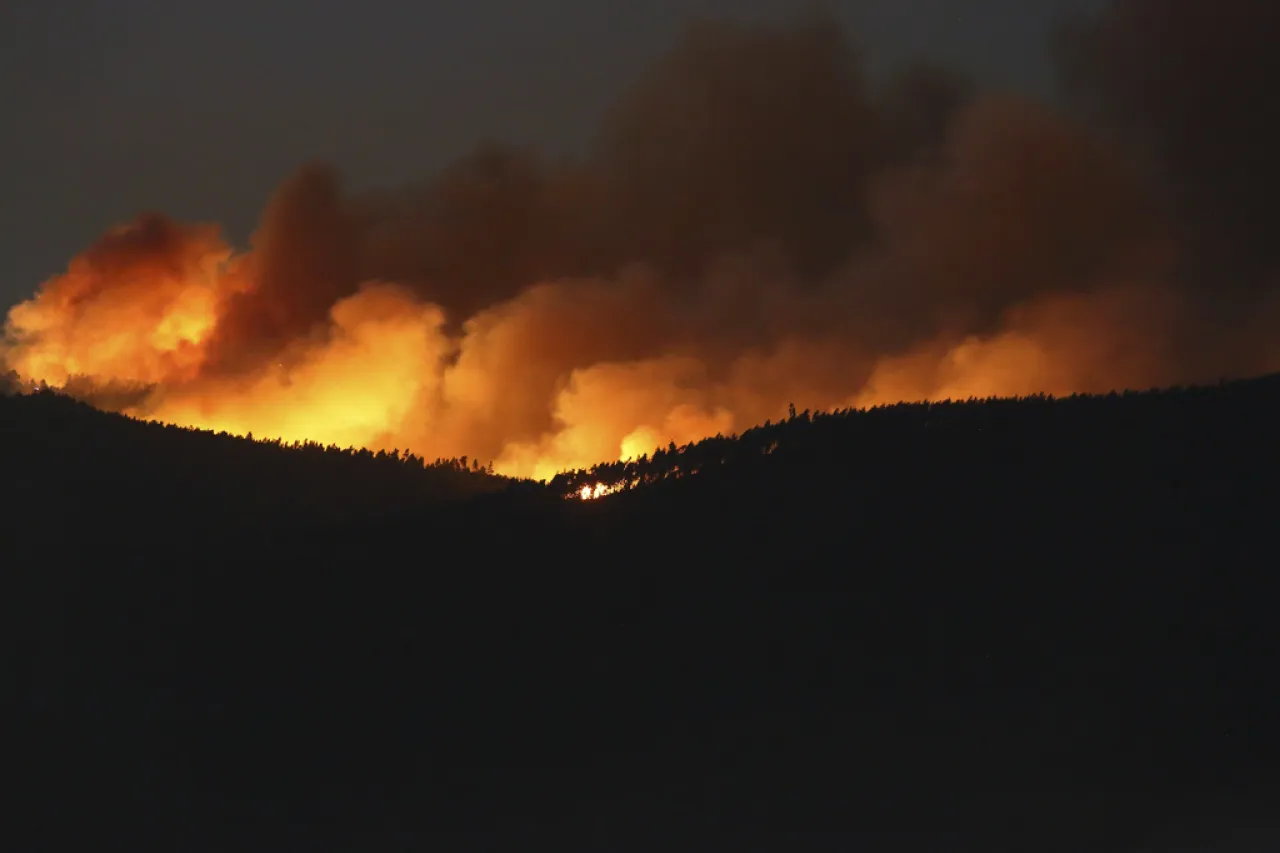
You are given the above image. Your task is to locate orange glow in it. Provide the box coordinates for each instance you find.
[3,18,1277,487]
[0,232,1204,483]
[1,229,241,387]
[0,95,1257,481]
[143,284,452,452]
[578,482,619,500]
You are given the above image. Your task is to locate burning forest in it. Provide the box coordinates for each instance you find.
[4,3,1279,481]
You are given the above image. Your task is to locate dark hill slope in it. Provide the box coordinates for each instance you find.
[7,376,1280,850]
[0,388,506,534]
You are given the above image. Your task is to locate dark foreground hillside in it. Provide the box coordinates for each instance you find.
[0,387,508,527]
[6,377,1280,851]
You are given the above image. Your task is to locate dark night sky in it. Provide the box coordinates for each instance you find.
[1,0,1098,310]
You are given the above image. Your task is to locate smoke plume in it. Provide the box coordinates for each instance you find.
[1056,0,1280,290]
[4,8,1278,479]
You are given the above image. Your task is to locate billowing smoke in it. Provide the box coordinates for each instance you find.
[3,8,1277,479]
[1057,0,1280,290]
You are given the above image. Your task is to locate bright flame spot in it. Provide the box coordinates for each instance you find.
[578,482,619,500]
[620,425,662,461]
[141,284,449,451]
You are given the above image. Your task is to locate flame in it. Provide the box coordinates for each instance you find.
[0,230,758,480]
[1,232,240,387]
[578,482,619,500]
[0,218,1201,486]
[144,284,451,452]
[5,14,1280,486]
[0,232,1202,484]
[0,57,1266,480]
[620,427,663,462]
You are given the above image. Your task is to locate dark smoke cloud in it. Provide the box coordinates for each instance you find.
[207,164,359,372]
[589,15,878,280]
[1056,0,1280,289]
[197,16,976,373]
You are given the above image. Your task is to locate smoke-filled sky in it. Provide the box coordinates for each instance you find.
[2,0,1097,304]
[3,0,1278,480]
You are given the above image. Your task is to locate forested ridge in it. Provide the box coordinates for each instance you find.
[0,383,509,529]
[5,374,1280,851]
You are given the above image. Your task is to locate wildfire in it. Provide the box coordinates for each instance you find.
[2,12,1267,476]
[578,482,619,500]
[0,215,1195,484]
[0,220,241,388]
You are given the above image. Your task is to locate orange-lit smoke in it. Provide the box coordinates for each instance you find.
[2,215,250,388]
[3,11,1278,479]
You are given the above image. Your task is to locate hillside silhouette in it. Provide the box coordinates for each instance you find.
[6,375,1280,850]
[1,381,508,527]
